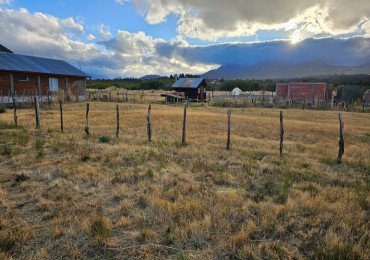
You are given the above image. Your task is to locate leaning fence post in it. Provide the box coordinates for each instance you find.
[84,103,90,135]
[13,96,17,126]
[116,104,120,138]
[182,101,188,145]
[226,109,231,150]
[147,105,152,142]
[280,111,284,159]
[59,100,63,132]
[337,113,344,164]
[34,97,40,129]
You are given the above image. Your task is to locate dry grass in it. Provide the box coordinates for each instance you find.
[0,102,369,259]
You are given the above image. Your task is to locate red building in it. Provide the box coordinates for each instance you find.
[0,44,89,98]
[276,82,333,101]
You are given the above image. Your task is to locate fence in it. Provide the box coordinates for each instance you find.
[5,100,347,164]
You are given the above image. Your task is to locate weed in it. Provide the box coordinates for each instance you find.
[1,144,12,157]
[35,137,45,159]
[98,135,111,143]
[89,215,112,243]
[146,169,154,178]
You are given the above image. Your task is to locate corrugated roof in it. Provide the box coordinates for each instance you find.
[0,52,88,77]
[172,78,205,88]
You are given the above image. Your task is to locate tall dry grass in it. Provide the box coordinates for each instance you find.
[0,102,369,259]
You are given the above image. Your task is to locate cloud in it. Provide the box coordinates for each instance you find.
[0,8,110,71]
[0,0,12,5]
[87,34,96,40]
[2,7,369,79]
[115,0,129,5]
[156,37,370,67]
[98,24,112,39]
[131,0,370,41]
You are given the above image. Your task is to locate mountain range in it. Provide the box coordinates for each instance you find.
[201,60,370,80]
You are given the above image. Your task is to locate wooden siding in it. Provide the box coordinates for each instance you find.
[0,71,85,96]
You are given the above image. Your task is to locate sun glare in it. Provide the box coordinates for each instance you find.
[290,34,302,44]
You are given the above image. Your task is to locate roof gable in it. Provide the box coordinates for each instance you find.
[0,52,88,77]
[172,78,206,88]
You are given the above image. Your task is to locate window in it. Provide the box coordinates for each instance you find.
[19,75,29,81]
[49,78,59,92]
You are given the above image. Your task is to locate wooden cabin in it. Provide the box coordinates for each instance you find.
[0,45,89,99]
[172,78,207,101]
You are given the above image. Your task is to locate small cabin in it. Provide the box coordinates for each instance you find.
[172,78,207,101]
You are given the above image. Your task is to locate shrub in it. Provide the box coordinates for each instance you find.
[0,107,5,114]
[98,135,111,143]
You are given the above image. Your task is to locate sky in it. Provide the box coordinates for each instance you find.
[0,0,370,78]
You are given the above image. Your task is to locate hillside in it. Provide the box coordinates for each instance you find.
[0,103,369,259]
[202,60,370,80]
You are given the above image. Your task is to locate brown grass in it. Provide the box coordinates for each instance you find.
[0,102,369,259]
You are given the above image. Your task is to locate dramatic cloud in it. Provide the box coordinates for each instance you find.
[2,6,369,79]
[131,0,370,41]
[0,8,113,74]
[156,37,370,67]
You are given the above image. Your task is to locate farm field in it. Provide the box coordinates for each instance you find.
[0,102,369,259]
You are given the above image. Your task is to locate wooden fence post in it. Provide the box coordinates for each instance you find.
[337,113,344,164]
[13,97,17,126]
[116,104,120,138]
[125,90,128,102]
[363,99,365,113]
[62,90,65,104]
[302,98,305,110]
[226,109,231,150]
[59,100,63,132]
[34,97,40,129]
[84,103,90,135]
[182,101,188,145]
[280,111,284,159]
[147,105,152,142]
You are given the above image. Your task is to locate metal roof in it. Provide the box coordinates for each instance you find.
[172,78,206,88]
[0,52,88,77]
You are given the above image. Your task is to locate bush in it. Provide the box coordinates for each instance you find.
[0,108,5,114]
[98,135,111,143]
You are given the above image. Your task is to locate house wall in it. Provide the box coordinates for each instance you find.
[276,83,288,99]
[276,82,333,100]
[0,71,85,97]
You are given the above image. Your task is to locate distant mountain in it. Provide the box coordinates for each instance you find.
[202,60,370,80]
[140,74,162,80]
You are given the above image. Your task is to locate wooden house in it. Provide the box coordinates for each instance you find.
[0,45,89,99]
[172,78,207,101]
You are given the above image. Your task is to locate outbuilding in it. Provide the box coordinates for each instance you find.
[0,45,89,100]
[231,87,242,96]
[172,78,207,101]
[276,82,333,101]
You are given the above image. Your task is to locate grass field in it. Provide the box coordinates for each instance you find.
[0,102,369,259]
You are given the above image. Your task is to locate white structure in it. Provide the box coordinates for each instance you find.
[231,87,242,96]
